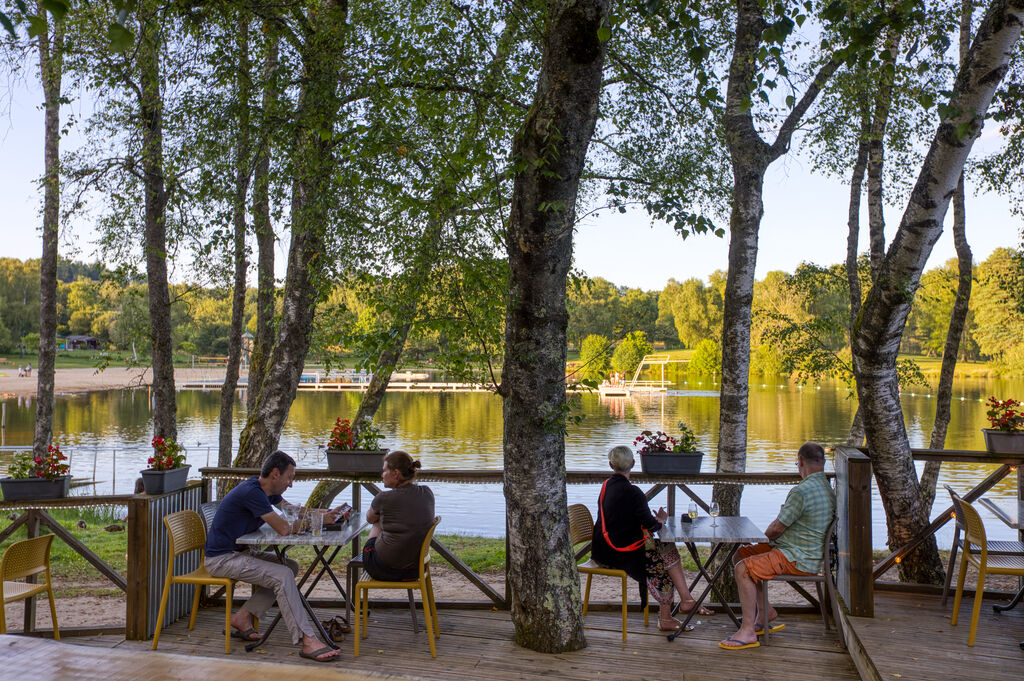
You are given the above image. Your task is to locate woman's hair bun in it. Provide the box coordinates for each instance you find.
[412,460,422,469]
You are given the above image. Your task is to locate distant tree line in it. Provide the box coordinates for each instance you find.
[5,248,1022,374]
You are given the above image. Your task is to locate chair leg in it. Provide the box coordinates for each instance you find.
[224,583,233,654]
[0,599,5,634]
[967,567,986,647]
[620,574,628,642]
[941,535,961,607]
[950,551,970,626]
[582,573,593,616]
[407,589,419,634]
[643,602,649,627]
[826,578,846,649]
[425,567,439,638]
[353,585,362,657]
[189,583,202,630]
[761,579,772,645]
[152,575,174,650]
[815,582,829,632]
[421,582,437,658]
[362,585,371,638]
[46,583,59,641]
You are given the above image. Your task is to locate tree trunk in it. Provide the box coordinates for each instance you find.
[306,320,413,509]
[501,0,609,653]
[247,25,279,413]
[234,1,349,469]
[852,0,1022,583]
[219,17,252,471]
[139,14,176,441]
[866,31,902,283]
[845,107,871,448]
[921,0,975,513]
[32,7,63,460]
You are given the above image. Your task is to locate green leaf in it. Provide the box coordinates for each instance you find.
[26,15,46,38]
[786,95,796,108]
[108,23,134,53]
[40,0,69,21]
[597,26,611,43]
[0,9,18,36]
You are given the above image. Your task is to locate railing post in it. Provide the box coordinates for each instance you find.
[125,494,151,640]
[835,446,873,617]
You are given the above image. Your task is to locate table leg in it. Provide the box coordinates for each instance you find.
[668,543,741,642]
[245,546,340,653]
[993,584,1024,613]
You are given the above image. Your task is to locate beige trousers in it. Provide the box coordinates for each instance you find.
[206,548,317,644]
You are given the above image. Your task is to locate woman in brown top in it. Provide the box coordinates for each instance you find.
[363,450,435,580]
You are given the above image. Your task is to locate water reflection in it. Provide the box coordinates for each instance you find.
[2,374,1022,547]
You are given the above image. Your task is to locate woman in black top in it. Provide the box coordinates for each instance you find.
[592,446,712,631]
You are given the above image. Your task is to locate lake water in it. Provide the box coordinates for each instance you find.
[2,374,1022,549]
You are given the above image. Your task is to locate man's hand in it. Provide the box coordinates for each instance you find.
[655,507,668,523]
[262,510,292,536]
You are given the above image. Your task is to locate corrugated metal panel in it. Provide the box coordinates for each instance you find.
[147,485,204,637]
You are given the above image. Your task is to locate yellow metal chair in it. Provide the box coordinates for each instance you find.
[950,498,1024,646]
[568,503,648,642]
[1,534,59,638]
[354,516,441,658]
[152,509,236,654]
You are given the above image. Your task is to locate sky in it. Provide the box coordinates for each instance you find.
[2,73,1021,292]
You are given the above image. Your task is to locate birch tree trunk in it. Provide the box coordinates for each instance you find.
[139,14,176,441]
[865,31,902,282]
[32,6,63,460]
[234,1,348,468]
[247,26,279,412]
[921,0,976,513]
[501,0,609,652]
[219,17,252,469]
[716,0,840,521]
[852,0,1022,582]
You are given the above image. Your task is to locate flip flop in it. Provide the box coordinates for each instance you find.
[230,627,261,642]
[718,636,760,650]
[754,623,785,636]
[299,646,338,662]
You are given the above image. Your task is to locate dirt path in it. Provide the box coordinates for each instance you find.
[0,367,225,399]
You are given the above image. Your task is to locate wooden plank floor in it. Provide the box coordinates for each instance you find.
[6,604,856,681]
[846,591,1024,681]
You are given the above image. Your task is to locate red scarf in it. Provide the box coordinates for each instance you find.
[598,478,646,552]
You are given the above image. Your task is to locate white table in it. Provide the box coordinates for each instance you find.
[658,515,768,640]
[235,511,366,651]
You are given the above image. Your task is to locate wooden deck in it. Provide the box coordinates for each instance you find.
[8,605,856,681]
[845,590,1024,681]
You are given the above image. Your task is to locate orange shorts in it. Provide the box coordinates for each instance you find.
[736,544,813,583]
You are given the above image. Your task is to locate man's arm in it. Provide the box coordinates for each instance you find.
[366,507,380,524]
[765,517,788,542]
[262,510,292,536]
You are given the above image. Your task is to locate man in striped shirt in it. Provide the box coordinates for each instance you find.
[720,441,836,650]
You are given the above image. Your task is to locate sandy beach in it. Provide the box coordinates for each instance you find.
[0,366,224,399]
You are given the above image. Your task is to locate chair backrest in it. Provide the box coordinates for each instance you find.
[416,516,442,576]
[821,516,838,576]
[1,534,54,582]
[568,504,595,548]
[945,485,966,534]
[956,498,988,555]
[163,509,208,558]
[199,501,220,533]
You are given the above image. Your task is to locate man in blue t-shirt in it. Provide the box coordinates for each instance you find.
[205,451,343,662]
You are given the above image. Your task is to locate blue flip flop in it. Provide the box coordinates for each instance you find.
[719,636,760,650]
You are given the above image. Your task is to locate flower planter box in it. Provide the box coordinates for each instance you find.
[1,475,71,501]
[982,429,1024,455]
[139,465,191,495]
[640,451,704,475]
[326,449,389,474]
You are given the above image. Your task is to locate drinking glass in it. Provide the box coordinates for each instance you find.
[709,502,720,528]
[688,503,698,521]
[310,510,324,536]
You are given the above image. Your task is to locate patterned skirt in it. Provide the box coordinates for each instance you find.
[645,541,682,607]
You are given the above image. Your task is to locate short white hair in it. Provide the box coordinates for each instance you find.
[608,445,635,472]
